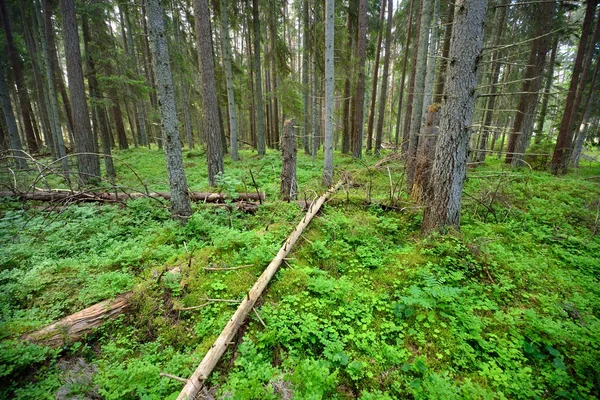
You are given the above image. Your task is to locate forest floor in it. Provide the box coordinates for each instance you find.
[1,147,600,399]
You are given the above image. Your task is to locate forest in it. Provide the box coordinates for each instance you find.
[0,0,599,398]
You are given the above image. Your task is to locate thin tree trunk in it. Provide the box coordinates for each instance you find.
[252,0,267,155]
[323,0,335,186]
[221,0,238,160]
[375,0,393,155]
[0,0,38,153]
[550,0,598,175]
[367,0,386,153]
[534,32,559,144]
[352,0,367,158]
[194,0,224,186]
[281,119,298,199]
[146,0,192,220]
[422,0,488,233]
[394,0,416,150]
[433,0,454,103]
[60,0,100,183]
[303,0,311,154]
[0,64,28,169]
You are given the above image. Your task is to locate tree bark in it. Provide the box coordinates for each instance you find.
[352,0,367,158]
[394,0,416,150]
[281,119,298,200]
[367,0,386,153]
[375,0,394,155]
[303,0,311,154]
[194,0,224,186]
[433,0,455,104]
[533,32,559,144]
[145,0,192,221]
[550,0,598,175]
[252,0,267,155]
[60,0,101,183]
[0,64,28,169]
[221,0,238,160]
[0,0,39,153]
[323,0,335,186]
[422,0,488,233]
[410,104,440,204]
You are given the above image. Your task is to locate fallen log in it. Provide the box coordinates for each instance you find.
[175,179,345,400]
[0,190,265,203]
[23,267,181,348]
[22,293,133,348]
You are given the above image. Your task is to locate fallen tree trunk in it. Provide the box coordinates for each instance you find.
[0,190,265,203]
[23,268,181,348]
[175,179,345,400]
[22,293,133,348]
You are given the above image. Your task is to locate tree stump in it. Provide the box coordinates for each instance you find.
[280,119,297,201]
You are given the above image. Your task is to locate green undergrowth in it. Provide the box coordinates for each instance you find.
[0,148,599,399]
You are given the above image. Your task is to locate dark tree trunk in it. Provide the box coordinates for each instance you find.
[550,0,598,175]
[375,0,393,155]
[410,105,440,204]
[303,0,311,154]
[352,0,367,158]
[280,119,298,200]
[534,32,559,144]
[367,0,386,153]
[0,0,39,153]
[0,64,28,169]
[433,0,455,104]
[252,0,267,155]
[422,0,488,233]
[194,0,224,186]
[60,0,100,183]
[146,0,192,220]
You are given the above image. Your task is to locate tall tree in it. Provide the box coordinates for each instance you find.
[533,33,559,144]
[0,63,28,169]
[352,0,367,158]
[0,0,39,153]
[394,0,416,150]
[422,0,489,232]
[145,0,192,220]
[367,0,386,153]
[375,0,394,155]
[550,0,598,175]
[220,0,239,161]
[252,0,266,155]
[303,0,311,154]
[433,0,455,103]
[194,0,224,185]
[323,0,335,186]
[60,0,100,183]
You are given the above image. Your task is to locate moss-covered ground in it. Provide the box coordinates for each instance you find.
[1,148,599,399]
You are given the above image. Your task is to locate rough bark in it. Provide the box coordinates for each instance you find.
[422,0,488,233]
[281,119,298,200]
[407,0,434,188]
[394,0,416,150]
[367,0,386,153]
[0,0,39,153]
[550,0,598,175]
[323,0,335,186]
[194,0,224,186]
[0,64,28,169]
[146,0,192,220]
[410,104,440,204]
[252,0,267,155]
[433,0,455,103]
[419,0,440,131]
[221,0,238,160]
[375,0,394,155]
[60,0,101,183]
[352,0,367,158]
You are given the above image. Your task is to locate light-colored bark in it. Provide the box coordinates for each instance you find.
[176,180,344,400]
[352,0,367,158]
[422,0,489,233]
[323,0,335,186]
[221,0,238,160]
[145,0,192,220]
[302,0,310,154]
[375,0,394,155]
[281,119,298,200]
[252,0,266,155]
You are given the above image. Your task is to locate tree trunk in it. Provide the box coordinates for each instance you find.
[303,0,311,154]
[221,0,238,160]
[352,0,367,158]
[252,0,267,155]
[410,104,440,204]
[422,0,488,233]
[281,119,298,200]
[0,64,28,169]
[145,0,192,221]
[0,0,39,153]
[419,0,440,131]
[433,0,455,103]
[533,32,559,144]
[394,0,416,150]
[475,0,508,162]
[60,0,100,183]
[375,0,393,155]
[507,4,555,168]
[323,0,335,186]
[406,0,434,189]
[367,0,386,153]
[550,0,598,175]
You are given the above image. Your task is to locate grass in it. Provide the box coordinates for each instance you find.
[0,147,599,399]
